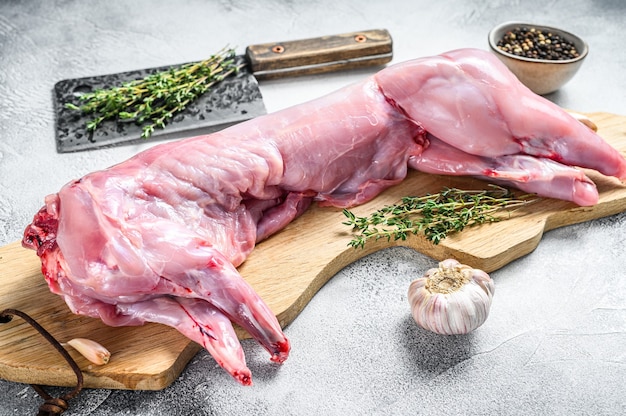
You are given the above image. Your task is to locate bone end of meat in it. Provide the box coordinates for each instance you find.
[269,339,290,364]
[233,370,253,386]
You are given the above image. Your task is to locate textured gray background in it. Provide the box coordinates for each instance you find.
[1,1,625,415]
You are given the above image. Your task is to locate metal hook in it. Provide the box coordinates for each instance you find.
[0,309,84,415]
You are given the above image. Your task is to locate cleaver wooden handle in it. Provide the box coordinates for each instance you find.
[245,29,393,80]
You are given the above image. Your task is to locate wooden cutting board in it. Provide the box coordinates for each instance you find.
[1,112,625,390]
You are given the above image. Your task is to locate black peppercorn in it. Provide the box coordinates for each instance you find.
[496,26,580,61]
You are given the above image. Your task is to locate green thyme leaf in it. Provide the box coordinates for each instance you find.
[66,47,243,138]
[343,185,536,247]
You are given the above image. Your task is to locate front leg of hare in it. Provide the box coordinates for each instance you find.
[134,221,291,365]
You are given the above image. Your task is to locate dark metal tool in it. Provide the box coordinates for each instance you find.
[54,29,393,152]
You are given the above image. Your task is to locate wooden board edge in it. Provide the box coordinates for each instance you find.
[0,338,202,391]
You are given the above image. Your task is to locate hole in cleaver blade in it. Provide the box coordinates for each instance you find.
[54,56,266,153]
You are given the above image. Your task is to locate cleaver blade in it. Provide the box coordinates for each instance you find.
[54,29,393,153]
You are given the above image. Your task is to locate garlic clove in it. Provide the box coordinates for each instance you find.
[408,259,495,335]
[568,111,598,132]
[66,338,111,365]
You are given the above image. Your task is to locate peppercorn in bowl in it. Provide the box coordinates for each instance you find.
[488,22,588,95]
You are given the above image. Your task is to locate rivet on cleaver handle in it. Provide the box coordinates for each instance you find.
[246,29,393,80]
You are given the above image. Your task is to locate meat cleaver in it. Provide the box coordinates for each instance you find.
[54,29,393,153]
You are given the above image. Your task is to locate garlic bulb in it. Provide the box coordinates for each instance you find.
[66,338,111,365]
[408,258,495,335]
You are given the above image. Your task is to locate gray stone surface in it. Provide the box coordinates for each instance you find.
[1,1,625,415]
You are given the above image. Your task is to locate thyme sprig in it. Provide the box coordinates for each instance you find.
[65,48,243,138]
[343,185,535,248]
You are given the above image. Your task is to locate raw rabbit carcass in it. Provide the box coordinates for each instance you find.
[23,48,626,385]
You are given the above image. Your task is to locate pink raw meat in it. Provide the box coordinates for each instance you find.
[23,48,626,385]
